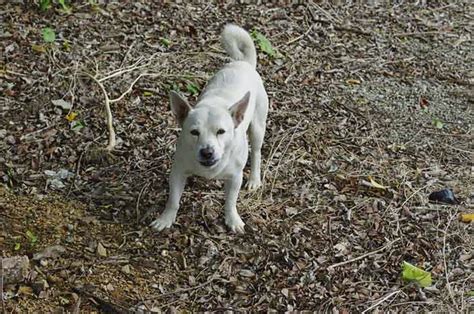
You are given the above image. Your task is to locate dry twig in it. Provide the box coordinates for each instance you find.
[362,290,401,313]
[328,239,400,270]
[442,213,458,309]
[83,73,116,151]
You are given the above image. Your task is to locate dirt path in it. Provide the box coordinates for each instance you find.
[1,2,473,312]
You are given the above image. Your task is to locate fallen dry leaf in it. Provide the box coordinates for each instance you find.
[460,213,474,223]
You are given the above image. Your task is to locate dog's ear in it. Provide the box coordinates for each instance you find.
[229,91,250,128]
[170,91,192,126]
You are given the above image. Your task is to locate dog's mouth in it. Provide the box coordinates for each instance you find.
[199,159,218,167]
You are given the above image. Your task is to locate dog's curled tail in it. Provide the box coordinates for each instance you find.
[221,24,257,69]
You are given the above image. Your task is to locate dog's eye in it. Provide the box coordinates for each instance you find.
[217,129,225,135]
[190,130,200,136]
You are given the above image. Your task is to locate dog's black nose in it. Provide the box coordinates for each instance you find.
[199,147,214,160]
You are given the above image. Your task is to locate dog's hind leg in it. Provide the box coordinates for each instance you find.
[246,90,268,191]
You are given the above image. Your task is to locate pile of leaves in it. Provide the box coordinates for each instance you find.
[1,1,472,312]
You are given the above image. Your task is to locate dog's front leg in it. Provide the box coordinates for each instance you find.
[224,173,245,233]
[150,168,187,232]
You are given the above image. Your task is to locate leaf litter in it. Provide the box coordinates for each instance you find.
[0,1,473,312]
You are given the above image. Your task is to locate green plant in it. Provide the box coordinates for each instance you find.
[25,230,38,246]
[57,0,72,13]
[39,0,52,11]
[186,82,199,96]
[432,117,444,129]
[160,37,171,48]
[251,30,277,57]
[88,0,100,11]
[42,27,56,43]
[39,0,71,13]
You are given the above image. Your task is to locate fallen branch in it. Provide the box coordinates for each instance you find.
[82,58,207,152]
[83,73,116,151]
[362,290,401,313]
[327,238,400,270]
[286,25,313,45]
[110,73,147,104]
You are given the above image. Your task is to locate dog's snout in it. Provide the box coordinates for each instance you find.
[200,147,214,160]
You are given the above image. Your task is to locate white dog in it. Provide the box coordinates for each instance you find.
[150,24,269,233]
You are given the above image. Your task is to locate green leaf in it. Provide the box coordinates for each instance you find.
[42,27,56,43]
[186,82,199,96]
[402,261,432,287]
[71,120,85,131]
[57,0,72,13]
[39,0,51,11]
[432,118,444,129]
[25,230,38,245]
[467,291,474,297]
[14,242,21,250]
[251,30,276,57]
[160,37,171,48]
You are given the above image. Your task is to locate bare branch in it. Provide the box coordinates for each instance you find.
[83,72,116,152]
[327,238,400,270]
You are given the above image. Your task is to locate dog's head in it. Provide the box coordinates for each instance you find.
[170,91,250,168]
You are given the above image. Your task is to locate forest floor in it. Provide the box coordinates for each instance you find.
[1,1,473,312]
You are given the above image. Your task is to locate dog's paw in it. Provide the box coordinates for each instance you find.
[225,214,245,234]
[150,212,176,232]
[246,177,261,191]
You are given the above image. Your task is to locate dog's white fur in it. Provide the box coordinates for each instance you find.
[150,24,268,233]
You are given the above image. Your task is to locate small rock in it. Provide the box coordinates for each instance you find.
[105,283,114,291]
[51,99,72,110]
[56,169,74,180]
[121,264,131,274]
[97,242,107,257]
[2,255,29,284]
[0,129,6,138]
[428,189,459,205]
[6,135,16,145]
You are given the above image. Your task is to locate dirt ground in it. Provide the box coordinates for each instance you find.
[1,1,473,312]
